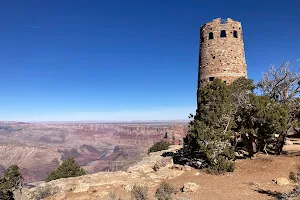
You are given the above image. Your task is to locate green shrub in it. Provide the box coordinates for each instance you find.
[155,182,177,200]
[131,185,149,200]
[46,157,86,182]
[211,155,235,173]
[0,165,23,200]
[148,141,170,154]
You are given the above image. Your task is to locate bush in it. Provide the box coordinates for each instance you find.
[131,185,149,200]
[0,165,23,200]
[31,185,59,200]
[46,157,86,182]
[289,171,297,183]
[289,165,300,184]
[155,182,177,200]
[211,155,235,173]
[148,141,170,154]
[280,186,300,200]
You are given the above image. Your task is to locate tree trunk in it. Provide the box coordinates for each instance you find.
[275,133,286,155]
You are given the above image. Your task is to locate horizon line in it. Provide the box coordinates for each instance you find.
[0,119,190,124]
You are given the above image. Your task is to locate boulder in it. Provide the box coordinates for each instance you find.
[274,178,290,186]
[183,182,199,193]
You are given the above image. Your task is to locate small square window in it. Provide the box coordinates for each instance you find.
[220,30,226,38]
[209,77,215,81]
[233,31,238,38]
[209,32,214,40]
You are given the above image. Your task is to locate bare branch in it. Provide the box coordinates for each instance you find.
[257,60,300,102]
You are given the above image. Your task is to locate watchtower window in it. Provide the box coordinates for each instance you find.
[233,31,238,38]
[220,30,226,37]
[209,32,214,40]
[209,77,215,81]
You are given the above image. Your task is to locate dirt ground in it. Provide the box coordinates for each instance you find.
[64,154,300,200]
[58,140,300,200]
[170,154,300,200]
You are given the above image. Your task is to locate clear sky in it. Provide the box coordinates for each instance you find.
[0,0,299,121]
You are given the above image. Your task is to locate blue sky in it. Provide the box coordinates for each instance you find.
[0,0,299,121]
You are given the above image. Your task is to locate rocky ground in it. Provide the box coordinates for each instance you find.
[14,140,300,200]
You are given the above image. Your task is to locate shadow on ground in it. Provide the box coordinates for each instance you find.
[255,189,282,199]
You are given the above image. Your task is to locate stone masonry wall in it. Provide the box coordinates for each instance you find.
[197,18,247,94]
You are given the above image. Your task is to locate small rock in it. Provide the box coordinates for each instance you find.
[183,182,199,193]
[184,165,192,171]
[172,164,185,170]
[274,178,290,186]
[195,172,200,176]
[124,184,133,192]
[235,151,244,158]
[196,161,202,167]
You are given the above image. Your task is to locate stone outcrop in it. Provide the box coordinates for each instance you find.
[15,145,185,200]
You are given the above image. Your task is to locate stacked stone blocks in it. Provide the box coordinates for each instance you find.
[197,18,247,93]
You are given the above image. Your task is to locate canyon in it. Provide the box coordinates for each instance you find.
[0,121,188,183]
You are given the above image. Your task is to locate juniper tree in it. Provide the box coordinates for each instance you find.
[235,95,289,155]
[257,60,300,154]
[46,157,86,182]
[184,78,235,172]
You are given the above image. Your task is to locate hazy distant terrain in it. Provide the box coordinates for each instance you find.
[0,121,187,182]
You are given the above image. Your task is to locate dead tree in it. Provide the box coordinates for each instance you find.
[257,60,300,103]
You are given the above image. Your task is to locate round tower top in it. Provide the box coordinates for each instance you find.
[201,18,242,31]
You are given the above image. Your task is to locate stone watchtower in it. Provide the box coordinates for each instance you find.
[197,18,247,94]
